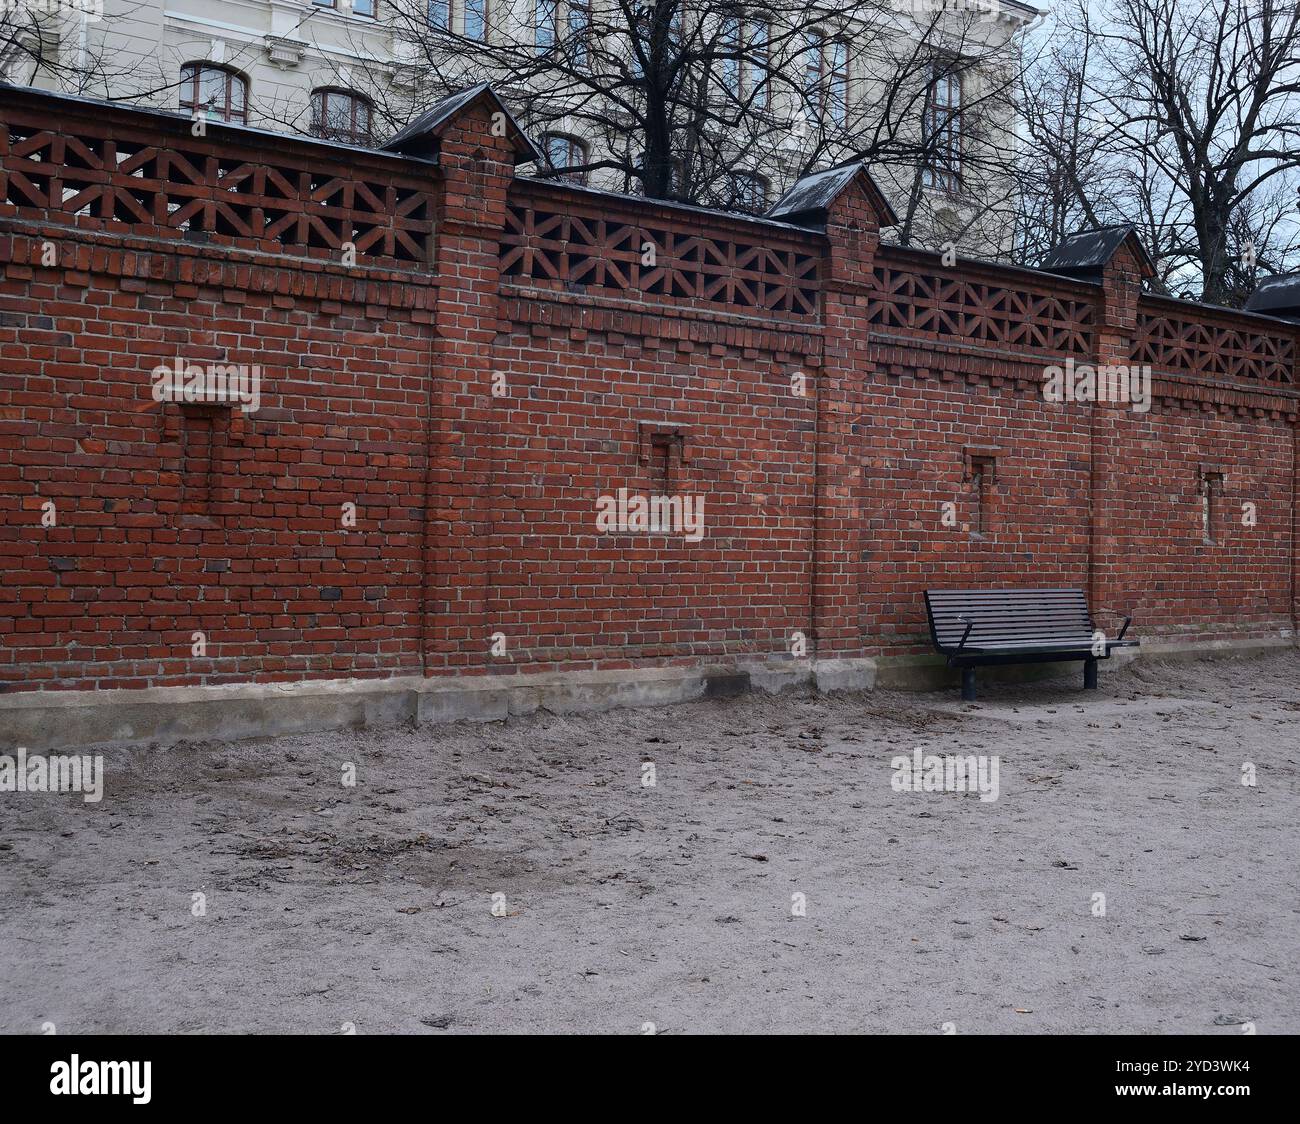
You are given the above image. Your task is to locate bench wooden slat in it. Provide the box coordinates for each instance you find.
[933,633,1094,642]
[932,615,1094,635]
[924,590,1089,600]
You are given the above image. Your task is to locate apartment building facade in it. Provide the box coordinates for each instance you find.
[1,0,1039,251]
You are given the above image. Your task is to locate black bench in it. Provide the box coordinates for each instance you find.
[924,588,1137,700]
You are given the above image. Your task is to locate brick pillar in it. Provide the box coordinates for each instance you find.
[813,178,884,657]
[1292,348,1300,641]
[1090,246,1145,632]
[421,109,516,674]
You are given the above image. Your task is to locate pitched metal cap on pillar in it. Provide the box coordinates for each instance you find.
[1244,274,1300,324]
[1038,224,1157,282]
[766,162,898,229]
[382,83,543,164]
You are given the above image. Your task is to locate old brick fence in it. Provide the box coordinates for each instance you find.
[1,83,1296,741]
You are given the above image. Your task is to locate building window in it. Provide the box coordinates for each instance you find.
[429,0,489,33]
[828,39,848,124]
[748,20,769,109]
[311,89,373,144]
[543,133,588,184]
[630,151,685,197]
[729,171,769,212]
[924,67,962,191]
[804,33,823,114]
[313,0,336,8]
[805,32,848,126]
[631,2,684,77]
[537,0,558,53]
[721,14,742,90]
[721,17,769,110]
[567,1,590,68]
[352,0,376,16]
[465,0,487,39]
[180,63,248,125]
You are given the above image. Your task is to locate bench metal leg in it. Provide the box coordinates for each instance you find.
[961,668,976,701]
[1084,658,1098,690]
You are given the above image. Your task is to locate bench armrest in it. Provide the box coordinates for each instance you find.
[955,615,974,654]
[1116,615,1133,642]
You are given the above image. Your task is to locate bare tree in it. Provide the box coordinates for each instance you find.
[1020,0,1300,304]
[1017,28,1112,258]
[372,0,1032,241]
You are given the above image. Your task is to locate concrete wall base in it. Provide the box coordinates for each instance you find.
[0,637,1290,750]
[871,633,1293,692]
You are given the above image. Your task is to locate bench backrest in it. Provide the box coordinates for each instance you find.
[924,588,1095,652]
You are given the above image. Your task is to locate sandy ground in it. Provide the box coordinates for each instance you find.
[2,652,1297,1035]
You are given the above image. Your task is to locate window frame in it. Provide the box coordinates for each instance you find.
[720,13,742,91]
[542,132,589,185]
[464,0,488,40]
[827,38,848,125]
[310,87,374,145]
[536,0,558,54]
[924,65,964,192]
[748,19,770,109]
[567,0,591,68]
[179,62,248,125]
[805,30,849,125]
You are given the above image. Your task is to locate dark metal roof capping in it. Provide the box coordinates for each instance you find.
[767,162,899,229]
[1038,224,1157,279]
[884,242,1102,291]
[1244,273,1300,321]
[382,83,543,165]
[518,176,823,237]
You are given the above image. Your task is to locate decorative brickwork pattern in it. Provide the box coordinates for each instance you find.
[500,182,820,316]
[868,250,1096,356]
[1134,299,1295,386]
[0,102,434,266]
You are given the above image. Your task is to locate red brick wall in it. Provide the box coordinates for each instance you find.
[858,364,1095,652]
[479,297,818,671]
[0,88,1296,693]
[0,239,435,689]
[1104,404,1294,641]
